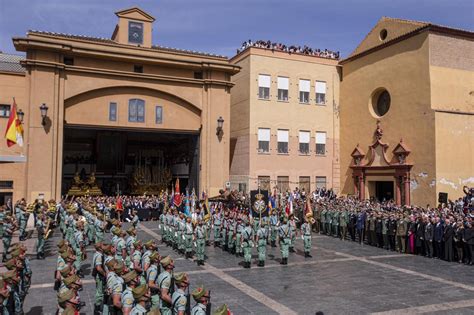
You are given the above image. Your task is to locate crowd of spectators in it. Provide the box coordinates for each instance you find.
[237,39,340,59]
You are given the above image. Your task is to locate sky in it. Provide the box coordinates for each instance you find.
[0,0,473,58]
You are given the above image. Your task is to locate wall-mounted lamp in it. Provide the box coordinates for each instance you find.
[16,109,24,123]
[40,103,48,126]
[216,116,224,136]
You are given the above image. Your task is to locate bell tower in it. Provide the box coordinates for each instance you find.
[111,7,155,48]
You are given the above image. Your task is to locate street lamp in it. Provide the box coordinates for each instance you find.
[16,109,24,123]
[216,116,224,136]
[40,103,48,126]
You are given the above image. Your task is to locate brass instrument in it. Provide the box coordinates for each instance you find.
[44,217,53,239]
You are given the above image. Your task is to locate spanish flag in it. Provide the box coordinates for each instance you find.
[4,99,23,147]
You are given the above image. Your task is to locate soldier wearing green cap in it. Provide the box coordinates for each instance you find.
[105,259,125,314]
[72,221,85,277]
[92,242,106,315]
[115,230,127,263]
[95,212,105,243]
[191,285,210,315]
[57,288,81,314]
[146,252,161,309]
[2,216,16,262]
[269,210,278,247]
[234,217,243,257]
[194,219,206,266]
[241,217,254,268]
[172,272,189,315]
[184,217,194,258]
[301,213,314,258]
[36,212,46,260]
[212,208,222,247]
[278,216,291,265]
[130,240,144,285]
[131,208,139,229]
[256,220,267,267]
[121,270,138,315]
[130,284,150,315]
[157,256,174,315]
[213,304,230,315]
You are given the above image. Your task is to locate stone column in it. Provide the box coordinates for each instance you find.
[404,173,410,206]
[394,175,401,206]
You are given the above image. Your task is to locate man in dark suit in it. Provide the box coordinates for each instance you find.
[434,217,444,259]
[424,217,434,258]
[356,211,366,244]
[443,218,454,262]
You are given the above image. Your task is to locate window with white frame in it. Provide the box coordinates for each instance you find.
[315,131,326,155]
[258,128,270,153]
[258,74,271,100]
[109,102,117,121]
[316,176,327,189]
[299,130,310,154]
[0,104,11,118]
[277,76,289,101]
[155,106,163,124]
[315,81,327,104]
[299,79,310,104]
[277,129,289,154]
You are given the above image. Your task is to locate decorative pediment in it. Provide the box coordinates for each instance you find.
[392,138,411,164]
[350,144,366,166]
[367,139,391,167]
[115,7,156,22]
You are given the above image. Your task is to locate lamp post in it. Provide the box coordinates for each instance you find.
[16,109,24,123]
[40,103,48,126]
[216,116,224,136]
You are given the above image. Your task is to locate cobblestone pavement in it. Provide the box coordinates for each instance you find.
[13,221,474,315]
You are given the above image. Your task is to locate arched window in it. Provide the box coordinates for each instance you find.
[128,98,145,122]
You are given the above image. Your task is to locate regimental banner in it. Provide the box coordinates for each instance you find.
[250,190,269,217]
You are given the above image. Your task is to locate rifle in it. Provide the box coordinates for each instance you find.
[206,290,212,315]
[185,286,191,315]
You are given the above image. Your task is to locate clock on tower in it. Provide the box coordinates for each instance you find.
[128,21,143,44]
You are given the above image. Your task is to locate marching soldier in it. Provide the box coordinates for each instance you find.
[177,213,186,255]
[125,228,136,265]
[146,252,161,310]
[92,242,106,315]
[2,216,16,262]
[130,240,144,284]
[57,288,81,314]
[241,218,253,268]
[301,213,314,258]
[184,217,194,258]
[130,284,150,315]
[278,216,291,265]
[115,230,127,263]
[234,217,243,257]
[121,270,139,315]
[158,256,175,315]
[320,207,327,235]
[256,220,267,267]
[36,213,46,260]
[105,260,125,314]
[212,208,222,247]
[15,201,26,241]
[131,209,139,229]
[227,214,235,254]
[141,240,157,274]
[269,210,278,247]
[72,221,85,277]
[288,214,297,253]
[194,219,206,266]
[171,272,189,315]
[191,285,210,315]
[95,213,105,243]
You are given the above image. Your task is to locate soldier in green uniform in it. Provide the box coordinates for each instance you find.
[278,216,291,265]
[125,228,136,267]
[396,214,408,253]
[146,252,161,310]
[301,213,314,257]
[171,272,189,315]
[95,213,105,243]
[57,288,81,314]
[130,240,144,284]
[157,256,175,315]
[177,213,186,255]
[212,209,222,247]
[141,240,156,274]
[106,259,125,315]
[227,215,235,254]
[14,201,26,241]
[2,216,16,262]
[340,208,348,241]
[256,220,267,267]
[327,209,333,236]
[288,214,297,253]
[241,218,254,268]
[130,284,150,315]
[184,217,194,258]
[159,209,166,243]
[234,217,243,257]
[121,270,138,315]
[130,209,139,229]
[35,213,46,260]
[269,210,278,247]
[92,242,106,315]
[333,209,340,238]
[190,285,210,315]
[115,230,127,263]
[194,219,206,266]
[72,221,85,277]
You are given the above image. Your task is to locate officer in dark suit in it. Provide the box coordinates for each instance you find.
[443,219,454,262]
[434,217,444,259]
[424,217,434,258]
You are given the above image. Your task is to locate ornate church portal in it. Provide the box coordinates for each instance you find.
[350,121,413,205]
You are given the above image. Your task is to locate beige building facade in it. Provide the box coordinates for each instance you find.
[0,7,239,202]
[229,48,340,193]
[339,17,474,206]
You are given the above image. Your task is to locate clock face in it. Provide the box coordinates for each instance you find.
[128,22,143,44]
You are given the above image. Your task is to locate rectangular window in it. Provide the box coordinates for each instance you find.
[0,181,13,189]
[64,57,74,66]
[258,176,271,191]
[299,130,310,155]
[277,129,289,154]
[315,131,327,155]
[109,102,117,121]
[277,76,289,101]
[315,81,327,104]
[155,106,163,124]
[128,21,144,44]
[316,176,327,189]
[277,176,289,192]
[194,71,203,79]
[299,79,310,104]
[129,99,145,122]
[299,176,310,193]
[238,183,247,193]
[257,128,270,153]
[0,104,11,118]
[258,74,270,100]
[134,65,143,73]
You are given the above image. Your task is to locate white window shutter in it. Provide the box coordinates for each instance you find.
[299,131,310,143]
[277,130,289,142]
[316,81,326,93]
[299,79,310,92]
[258,128,271,141]
[277,77,289,90]
[258,75,271,88]
[316,132,326,144]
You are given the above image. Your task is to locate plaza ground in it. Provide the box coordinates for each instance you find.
[9,221,474,315]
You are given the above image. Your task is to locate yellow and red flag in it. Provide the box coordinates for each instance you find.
[4,99,23,147]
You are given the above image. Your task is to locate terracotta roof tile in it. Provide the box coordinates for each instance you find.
[0,53,25,73]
